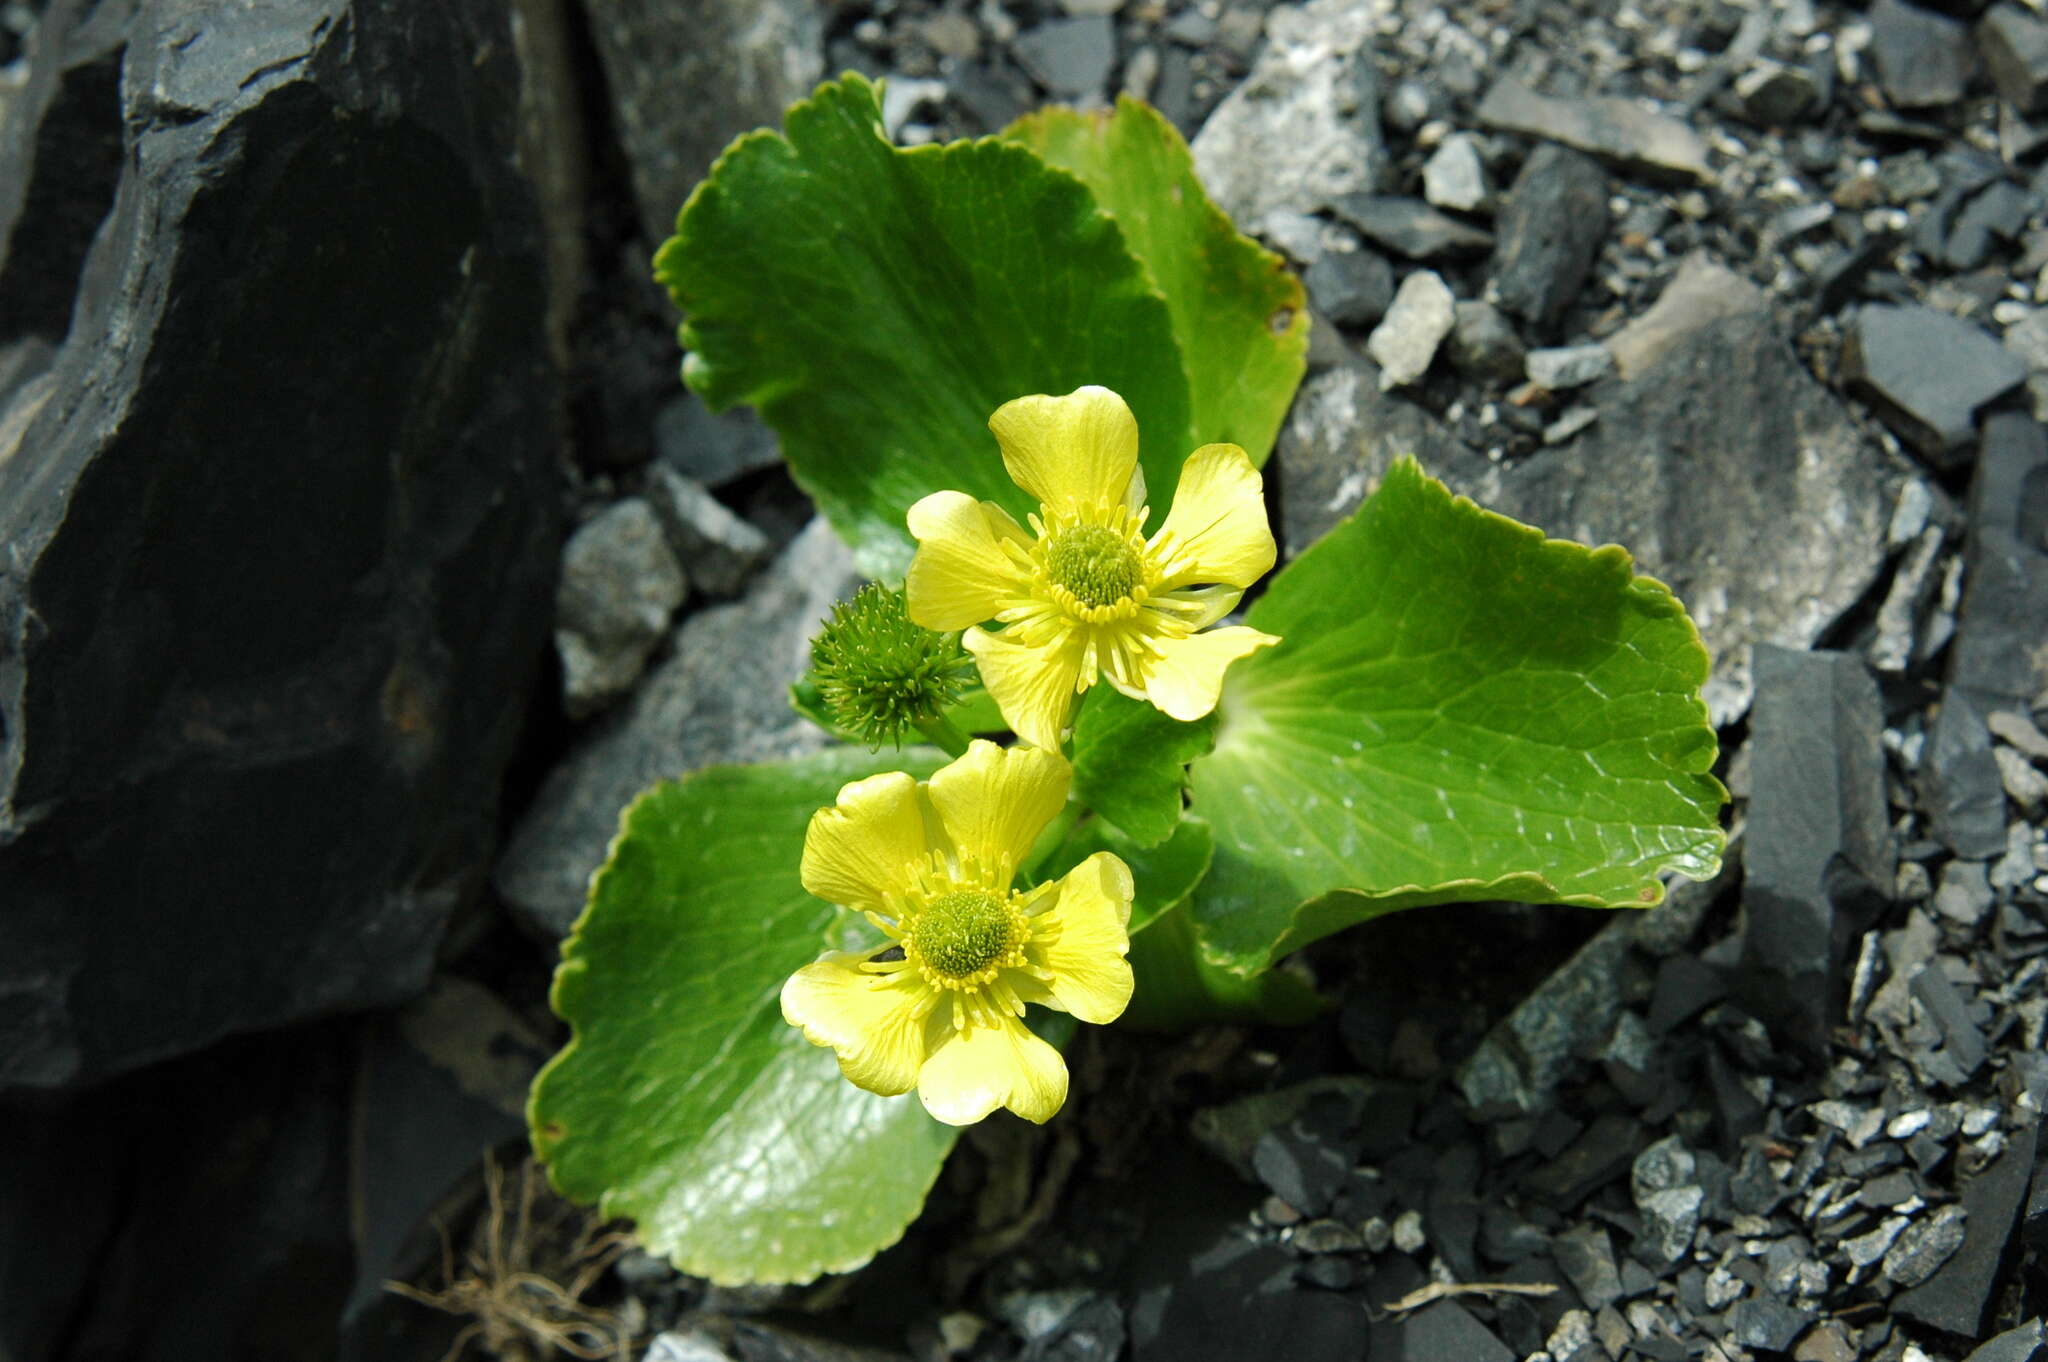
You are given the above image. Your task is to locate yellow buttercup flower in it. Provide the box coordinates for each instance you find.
[904,386,1280,749]
[781,741,1134,1125]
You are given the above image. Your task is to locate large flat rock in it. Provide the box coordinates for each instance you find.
[0,0,558,1090]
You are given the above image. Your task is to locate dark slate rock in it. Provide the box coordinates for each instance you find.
[1013,16,1115,100]
[0,0,127,349]
[1526,1113,1644,1209]
[1491,144,1610,331]
[1732,1141,1787,1215]
[497,520,857,939]
[1457,916,1640,1117]
[0,1079,123,1362]
[579,0,822,245]
[1962,1319,2047,1362]
[1896,1120,2042,1336]
[1840,304,2029,467]
[1022,1295,1125,1362]
[1910,964,1989,1077]
[1924,688,2012,860]
[1648,955,1726,1034]
[1870,0,1979,107]
[60,1028,356,1362]
[1950,413,2048,709]
[1395,1301,1516,1362]
[1980,4,2048,114]
[1330,194,1495,260]
[1734,61,1822,126]
[1476,76,1711,183]
[1554,1224,1626,1310]
[1945,181,2035,269]
[0,0,558,1090]
[338,980,542,1358]
[1303,247,1396,328]
[2027,1157,2048,1249]
[1730,1296,1813,1352]
[1737,646,1894,1060]
[1447,300,1527,384]
[1128,1236,1368,1362]
[1253,1121,1353,1217]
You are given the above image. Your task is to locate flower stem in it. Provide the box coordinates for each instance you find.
[913,713,972,757]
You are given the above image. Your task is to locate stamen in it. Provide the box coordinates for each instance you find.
[1043,524,1144,609]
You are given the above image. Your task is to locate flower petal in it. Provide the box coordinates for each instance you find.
[1149,444,1276,588]
[800,771,931,910]
[926,739,1071,879]
[988,386,1140,516]
[917,1011,1068,1125]
[781,953,932,1096]
[905,491,1033,630]
[1026,851,1135,1024]
[964,625,1088,751]
[1137,625,1280,722]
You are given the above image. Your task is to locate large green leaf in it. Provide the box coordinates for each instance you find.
[529,750,955,1286]
[656,75,1192,570]
[1069,686,1217,849]
[1006,98,1309,465]
[1188,459,1727,975]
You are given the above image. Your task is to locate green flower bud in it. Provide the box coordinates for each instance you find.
[808,584,974,749]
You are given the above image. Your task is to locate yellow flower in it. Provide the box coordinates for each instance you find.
[904,386,1280,749]
[781,740,1134,1125]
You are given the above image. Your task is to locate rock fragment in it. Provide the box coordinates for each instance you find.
[1979,4,2048,115]
[1738,647,1893,1059]
[1332,194,1494,260]
[1477,76,1711,184]
[1896,1122,2041,1335]
[1013,15,1115,98]
[1304,247,1396,328]
[1491,145,1609,330]
[1527,344,1612,391]
[1840,304,2027,467]
[1191,0,1383,224]
[555,498,688,718]
[1421,135,1490,213]
[1447,301,1527,385]
[1607,255,1766,379]
[1367,270,1456,388]
[1868,0,1977,109]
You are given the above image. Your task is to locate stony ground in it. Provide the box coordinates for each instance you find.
[4,0,2047,1359]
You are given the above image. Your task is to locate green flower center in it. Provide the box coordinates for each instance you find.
[1044,525,1142,608]
[914,890,1013,978]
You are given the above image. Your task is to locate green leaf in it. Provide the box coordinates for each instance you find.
[657,74,1192,567]
[1069,686,1216,849]
[1188,458,1727,975]
[1006,98,1309,465]
[529,750,957,1286]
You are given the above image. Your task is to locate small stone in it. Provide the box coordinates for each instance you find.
[1796,1322,1860,1362]
[1608,255,1768,380]
[1555,1224,1626,1311]
[1447,301,1526,385]
[1477,76,1711,184]
[1012,16,1115,99]
[646,467,771,598]
[1422,136,1490,213]
[1884,1205,1968,1286]
[1398,1301,1516,1362]
[1845,1215,1910,1266]
[1293,1218,1366,1253]
[1332,194,1494,260]
[1491,145,1610,330]
[1869,0,1978,109]
[1980,4,2048,116]
[1304,247,1397,328]
[1735,61,1820,125]
[1997,745,2048,811]
[1840,303,2028,467]
[1933,860,1996,925]
[1868,525,1948,675]
[1367,271,1457,389]
[1990,709,2048,759]
[1732,1296,1814,1353]
[555,498,689,718]
[654,394,782,489]
[1392,1209,1427,1253]
[1527,344,1613,390]
[1924,688,2012,860]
